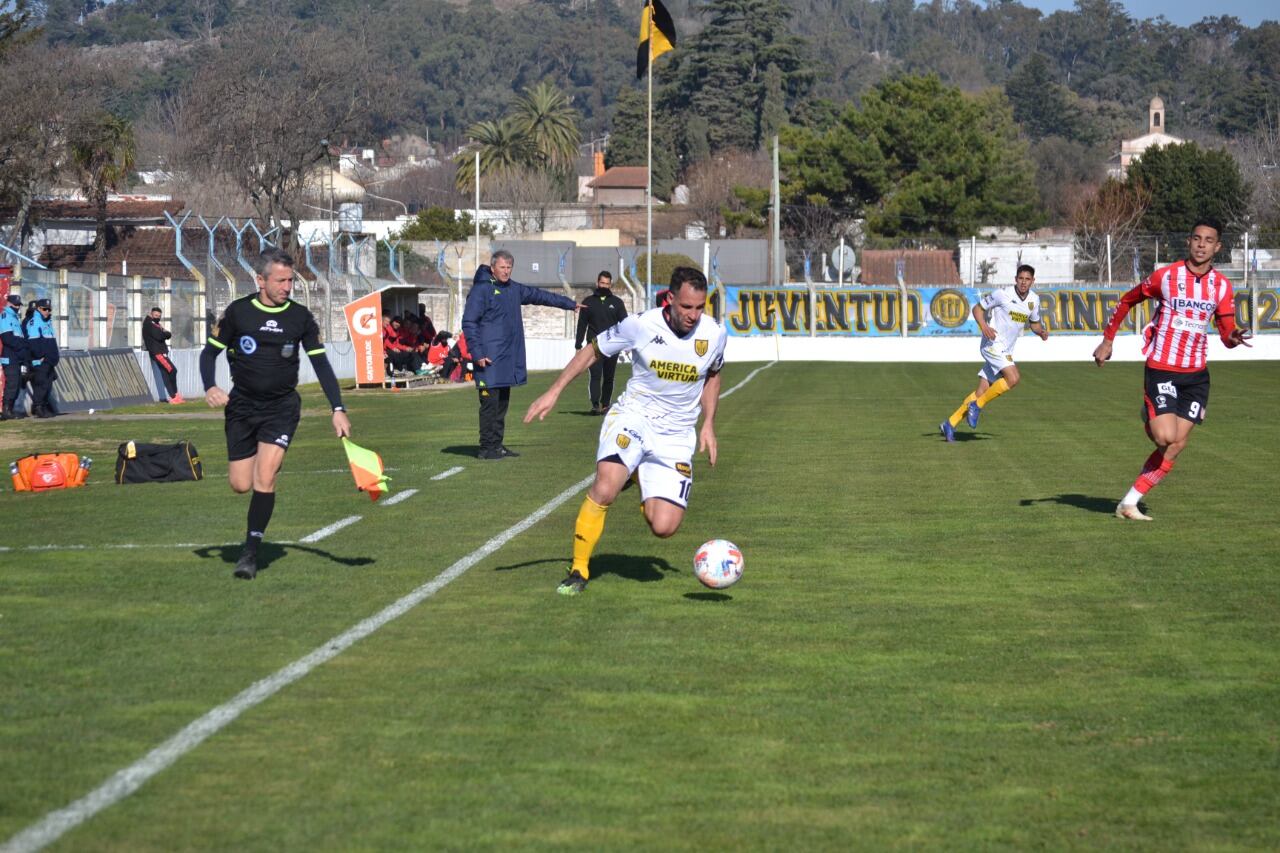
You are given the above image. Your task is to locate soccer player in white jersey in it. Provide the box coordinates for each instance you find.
[1093,220,1251,521]
[939,264,1048,441]
[524,267,728,596]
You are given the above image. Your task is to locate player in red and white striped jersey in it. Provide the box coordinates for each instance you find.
[1093,221,1252,521]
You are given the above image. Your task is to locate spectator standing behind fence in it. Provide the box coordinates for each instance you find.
[0,292,29,420]
[576,270,628,415]
[462,250,580,460]
[22,299,59,418]
[143,307,184,404]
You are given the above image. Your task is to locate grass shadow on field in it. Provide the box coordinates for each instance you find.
[1019,494,1122,515]
[923,430,990,441]
[192,542,376,575]
[494,553,678,584]
[440,445,482,458]
[683,591,733,602]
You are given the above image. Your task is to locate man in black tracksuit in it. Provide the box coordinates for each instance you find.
[143,307,183,403]
[574,271,628,415]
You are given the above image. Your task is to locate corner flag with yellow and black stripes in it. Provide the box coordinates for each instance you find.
[636,0,676,78]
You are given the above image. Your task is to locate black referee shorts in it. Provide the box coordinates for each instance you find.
[1142,366,1210,425]
[225,391,302,461]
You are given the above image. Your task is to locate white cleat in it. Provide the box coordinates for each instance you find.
[1115,502,1153,521]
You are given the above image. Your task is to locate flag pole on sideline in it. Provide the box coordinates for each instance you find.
[646,19,653,307]
[637,0,674,308]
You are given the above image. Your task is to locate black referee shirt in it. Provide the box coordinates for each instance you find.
[208,296,326,400]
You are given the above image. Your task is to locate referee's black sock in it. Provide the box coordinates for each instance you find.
[245,490,276,552]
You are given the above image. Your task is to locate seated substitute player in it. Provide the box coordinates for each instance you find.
[1093,220,1251,521]
[940,264,1048,441]
[201,248,352,580]
[524,267,728,596]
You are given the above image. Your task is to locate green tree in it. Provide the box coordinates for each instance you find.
[1126,141,1250,239]
[781,75,1041,238]
[604,86,677,200]
[70,111,135,264]
[510,81,582,173]
[759,63,787,143]
[455,118,535,191]
[664,0,814,153]
[1005,53,1088,143]
[396,207,494,242]
[0,0,37,58]
[455,82,582,197]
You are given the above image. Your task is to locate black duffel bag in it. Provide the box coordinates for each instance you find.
[115,440,203,484]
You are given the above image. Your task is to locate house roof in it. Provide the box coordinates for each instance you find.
[36,225,312,281]
[0,198,185,223]
[860,250,961,286]
[588,167,649,189]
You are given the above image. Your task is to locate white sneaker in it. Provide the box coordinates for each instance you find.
[1115,502,1153,521]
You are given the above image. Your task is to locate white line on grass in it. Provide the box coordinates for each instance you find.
[721,361,775,399]
[380,488,418,507]
[298,515,362,543]
[0,474,594,853]
[431,466,464,481]
[0,542,274,553]
[2,361,775,853]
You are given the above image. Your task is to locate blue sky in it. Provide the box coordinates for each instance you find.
[1017,0,1275,28]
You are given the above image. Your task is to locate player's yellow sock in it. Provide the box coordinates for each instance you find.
[976,377,1011,408]
[948,392,977,428]
[571,496,609,579]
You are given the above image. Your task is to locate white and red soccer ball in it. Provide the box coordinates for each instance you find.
[693,539,744,590]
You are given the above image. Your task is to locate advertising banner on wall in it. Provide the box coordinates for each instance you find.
[344,290,385,386]
[714,285,1280,337]
[50,348,154,413]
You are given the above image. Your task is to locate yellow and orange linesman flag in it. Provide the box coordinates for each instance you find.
[637,0,676,78]
[342,437,390,502]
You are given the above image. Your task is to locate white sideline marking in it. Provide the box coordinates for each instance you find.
[298,515,361,543]
[380,489,418,507]
[0,542,267,554]
[721,361,775,399]
[0,474,594,853]
[431,466,464,481]
[2,361,777,853]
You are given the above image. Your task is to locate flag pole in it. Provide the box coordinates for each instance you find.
[646,7,653,308]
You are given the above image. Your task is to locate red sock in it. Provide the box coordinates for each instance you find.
[1133,451,1175,495]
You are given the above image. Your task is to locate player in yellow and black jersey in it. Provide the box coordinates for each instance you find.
[200,248,351,580]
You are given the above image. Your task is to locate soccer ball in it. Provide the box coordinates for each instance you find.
[693,539,744,590]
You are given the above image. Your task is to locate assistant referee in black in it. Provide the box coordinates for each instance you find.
[574,270,628,414]
[201,248,351,580]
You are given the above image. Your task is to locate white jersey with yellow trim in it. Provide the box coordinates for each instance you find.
[595,307,727,435]
[979,285,1040,355]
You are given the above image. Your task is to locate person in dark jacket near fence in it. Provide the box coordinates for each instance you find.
[143,307,184,404]
[22,298,59,417]
[575,270,628,414]
[461,250,580,459]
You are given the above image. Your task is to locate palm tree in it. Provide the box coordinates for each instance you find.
[510,82,581,173]
[71,112,135,265]
[454,117,536,192]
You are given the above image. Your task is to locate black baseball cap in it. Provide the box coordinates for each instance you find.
[35,298,51,309]
[5,293,21,306]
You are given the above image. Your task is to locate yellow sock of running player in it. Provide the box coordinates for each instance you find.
[571,496,609,578]
[976,377,1011,408]
[948,393,977,428]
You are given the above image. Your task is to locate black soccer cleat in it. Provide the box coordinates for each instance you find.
[557,570,588,596]
[499,446,521,458]
[233,551,258,580]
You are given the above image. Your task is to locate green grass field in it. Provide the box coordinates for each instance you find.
[1,360,1277,850]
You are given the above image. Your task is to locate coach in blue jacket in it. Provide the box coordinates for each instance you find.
[462,250,579,459]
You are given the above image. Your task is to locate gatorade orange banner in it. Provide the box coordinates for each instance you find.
[344,290,385,386]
